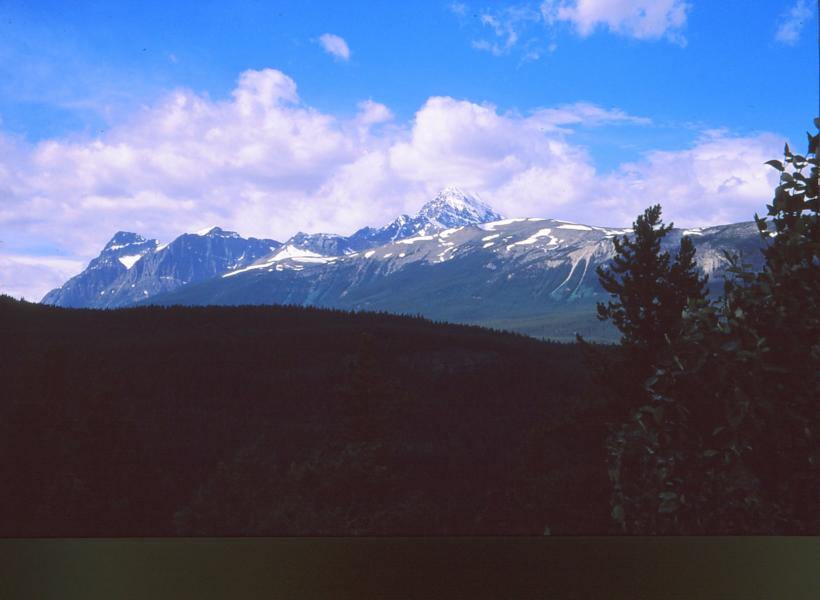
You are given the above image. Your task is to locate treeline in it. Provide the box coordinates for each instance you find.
[586,120,819,534]
[0,297,625,536]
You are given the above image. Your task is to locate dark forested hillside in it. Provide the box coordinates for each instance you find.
[0,295,626,536]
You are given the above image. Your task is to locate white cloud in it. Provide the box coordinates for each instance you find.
[0,254,85,301]
[356,100,394,126]
[318,33,351,61]
[589,131,783,227]
[2,69,356,260]
[775,0,814,45]
[0,68,784,300]
[461,1,690,59]
[541,0,690,44]
[388,96,594,209]
[529,102,652,130]
[472,5,543,55]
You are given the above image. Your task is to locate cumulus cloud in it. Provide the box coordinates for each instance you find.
[318,33,351,61]
[0,68,783,300]
[355,99,394,126]
[388,96,595,212]
[0,254,85,301]
[2,69,357,259]
[542,0,690,44]
[775,0,814,45]
[590,131,783,227]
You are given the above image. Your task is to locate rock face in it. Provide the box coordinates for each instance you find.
[41,232,158,308]
[42,227,281,308]
[43,188,768,341]
[42,187,504,309]
[142,218,766,342]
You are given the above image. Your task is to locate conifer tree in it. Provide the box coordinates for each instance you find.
[608,119,820,534]
[597,205,707,356]
[591,205,708,406]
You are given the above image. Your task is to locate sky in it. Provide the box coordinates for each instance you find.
[0,0,817,300]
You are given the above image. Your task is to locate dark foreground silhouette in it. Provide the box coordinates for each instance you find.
[0,296,627,536]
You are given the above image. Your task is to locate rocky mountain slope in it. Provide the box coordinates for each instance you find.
[152,217,765,341]
[42,227,281,308]
[43,188,767,340]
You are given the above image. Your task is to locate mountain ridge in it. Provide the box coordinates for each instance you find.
[41,186,503,307]
[142,217,765,341]
[42,188,769,341]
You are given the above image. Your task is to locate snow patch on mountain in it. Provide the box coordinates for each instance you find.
[480,218,527,231]
[551,242,612,296]
[191,226,242,239]
[271,244,332,262]
[439,227,463,239]
[397,235,436,245]
[118,254,144,269]
[225,243,337,278]
[602,228,633,238]
[507,228,560,249]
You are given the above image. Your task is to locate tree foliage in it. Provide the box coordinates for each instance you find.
[597,205,707,358]
[608,120,820,534]
[586,205,708,409]
[0,296,618,536]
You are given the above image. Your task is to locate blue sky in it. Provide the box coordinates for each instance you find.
[0,0,817,299]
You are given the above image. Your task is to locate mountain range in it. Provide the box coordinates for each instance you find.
[42,187,767,341]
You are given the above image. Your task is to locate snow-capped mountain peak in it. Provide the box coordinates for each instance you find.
[418,186,502,229]
[192,226,241,239]
[100,232,159,269]
[103,231,153,252]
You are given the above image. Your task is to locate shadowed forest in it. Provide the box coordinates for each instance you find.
[1,297,627,536]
